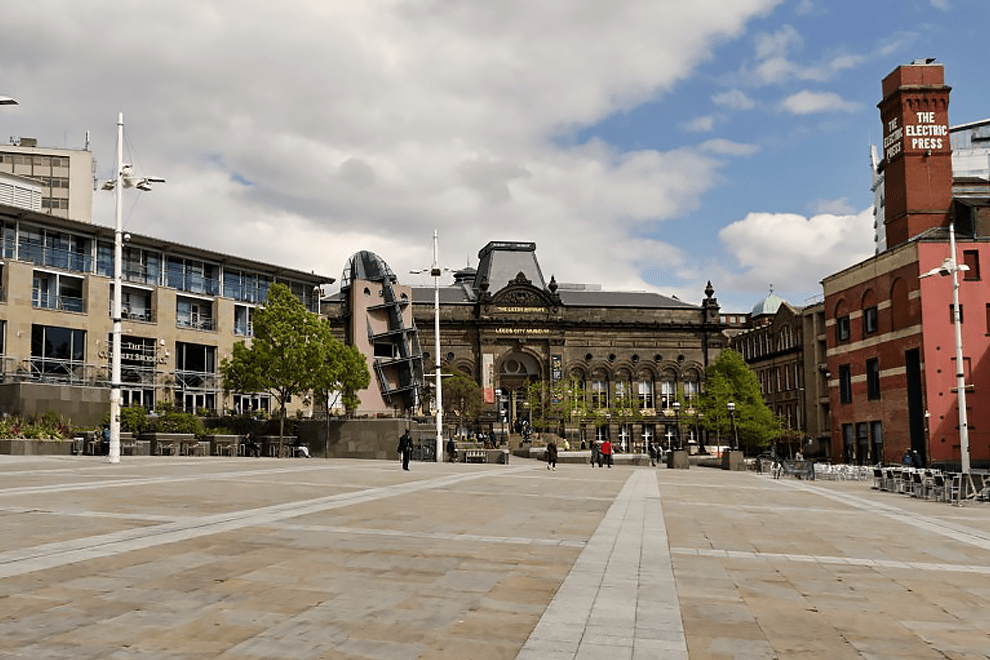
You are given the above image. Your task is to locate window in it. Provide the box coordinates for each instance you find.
[175,342,217,413]
[637,380,654,409]
[659,376,676,409]
[176,297,214,330]
[31,325,86,382]
[866,358,881,400]
[683,379,699,403]
[837,315,850,341]
[591,380,608,408]
[963,250,980,280]
[986,303,990,335]
[234,305,255,337]
[839,364,852,403]
[863,306,879,335]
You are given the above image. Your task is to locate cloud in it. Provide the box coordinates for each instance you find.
[781,90,860,114]
[4,0,789,297]
[808,197,856,215]
[931,0,950,9]
[718,208,874,301]
[712,89,756,110]
[699,139,759,156]
[684,115,718,132]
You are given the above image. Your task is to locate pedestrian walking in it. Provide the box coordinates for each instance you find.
[590,440,600,467]
[398,430,413,471]
[601,438,613,468]
[446,437,457,463]
[546,440,558,471]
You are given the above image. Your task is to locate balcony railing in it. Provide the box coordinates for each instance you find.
[176,316,215,331]
[234,321,254,337]
[33,291,86,313]
[21,246,93,273]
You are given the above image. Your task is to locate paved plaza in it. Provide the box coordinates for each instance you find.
[1,455,989,659]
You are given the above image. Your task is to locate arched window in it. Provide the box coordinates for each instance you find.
[660,369,677,409]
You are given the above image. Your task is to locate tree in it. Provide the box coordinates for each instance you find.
[220,282,368,454]
[696,349,782,453]
[442,369,484,436]
[311,336,370,417]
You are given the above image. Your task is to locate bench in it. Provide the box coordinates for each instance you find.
[464,449,486,463]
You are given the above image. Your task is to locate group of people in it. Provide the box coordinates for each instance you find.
[589,439,613,468]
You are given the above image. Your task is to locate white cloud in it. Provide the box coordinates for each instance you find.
[808,197,856,215]
[931,0,950,9]
[4,0,787,295]
[712,89,756,110]
[684,115,718,132]
[781,90,860,114]
[718,208,874,301]
[699,139,759,156]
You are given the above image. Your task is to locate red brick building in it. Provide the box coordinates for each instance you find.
[823,60,990,468]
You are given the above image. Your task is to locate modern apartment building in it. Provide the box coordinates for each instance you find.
[0,201,332,427]
[0,138,94,222]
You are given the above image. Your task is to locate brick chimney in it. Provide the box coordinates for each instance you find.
[877,59,952,247]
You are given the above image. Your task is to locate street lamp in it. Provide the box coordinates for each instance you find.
[672,400,681,450]
[102,112,164,464]
[727,401,738,451]
[0,96,18,105]
[410,231,448,463]
[919,222,971,476]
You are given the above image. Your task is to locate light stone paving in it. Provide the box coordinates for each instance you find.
[0,455,989,659]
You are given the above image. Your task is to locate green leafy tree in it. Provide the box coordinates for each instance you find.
[221,282,365,453]
[697,349,782,453]
[311,335,371,416]
[442,369,484,436]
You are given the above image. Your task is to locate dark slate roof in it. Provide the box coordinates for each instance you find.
[406,285,697,309]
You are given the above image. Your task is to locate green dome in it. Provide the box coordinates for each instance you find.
[751,285,785,317]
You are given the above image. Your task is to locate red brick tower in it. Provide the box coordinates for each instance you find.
[877,60,952,247]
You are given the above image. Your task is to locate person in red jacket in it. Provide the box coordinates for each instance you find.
[600,438,613,468]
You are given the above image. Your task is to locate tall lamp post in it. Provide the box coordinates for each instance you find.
[727,401,738,451]
[411,231,447,463]
[920,222,971,476]
[671,400,681,450]
[103,113,164,463]
[0,96,18,105]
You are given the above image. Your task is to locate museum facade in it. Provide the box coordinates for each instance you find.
[325,241,727,451]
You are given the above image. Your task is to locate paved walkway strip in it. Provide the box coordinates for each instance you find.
[516,470,687,660]
[0,467,529,579]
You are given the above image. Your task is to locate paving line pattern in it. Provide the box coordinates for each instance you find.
[0,467,531,579]
[516,470,687,660]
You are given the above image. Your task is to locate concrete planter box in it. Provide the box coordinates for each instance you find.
[204,434,240,456]
[666,450,690,469]
[141,433,199,456]
[0,438,73,455]
[721,450,746,471]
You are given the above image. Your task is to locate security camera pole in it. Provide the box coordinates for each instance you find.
[108,113,125,463]
[920,222,970,476]
[107,113,163,463]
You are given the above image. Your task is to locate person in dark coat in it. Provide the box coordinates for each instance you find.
[546,440,558,471]
[590,440,600,467]
[446,437,457,463]
[398,430,413,471]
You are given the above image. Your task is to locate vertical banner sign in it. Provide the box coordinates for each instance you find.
[483,353,495,404]
[551,354,562,404]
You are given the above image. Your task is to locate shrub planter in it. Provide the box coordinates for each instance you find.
[0,438,73,456]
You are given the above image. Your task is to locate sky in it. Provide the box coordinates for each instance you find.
[2,0,988,313]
